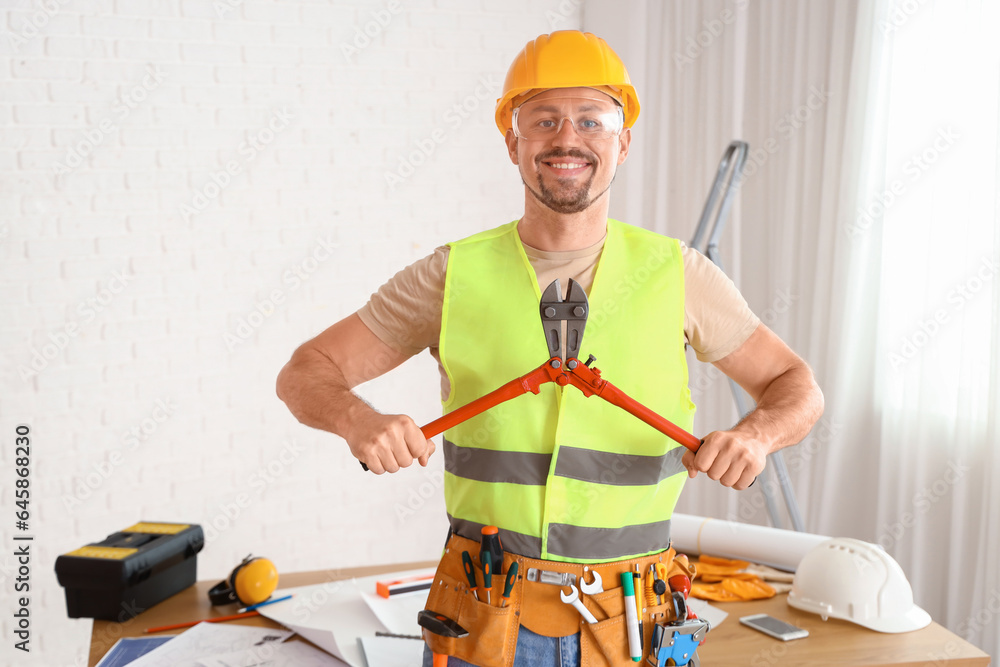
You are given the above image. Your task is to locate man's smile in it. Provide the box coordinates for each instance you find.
[538,152,594,179]
[542,160,591,176]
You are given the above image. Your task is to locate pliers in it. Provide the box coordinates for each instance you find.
[361,278,702,470]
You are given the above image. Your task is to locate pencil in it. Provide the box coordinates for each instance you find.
[238,594,293,614]
[143,610,260,633]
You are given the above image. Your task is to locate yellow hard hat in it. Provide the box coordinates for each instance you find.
[495,30,640,136]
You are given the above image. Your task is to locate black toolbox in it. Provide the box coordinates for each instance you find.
[55,522,204,621]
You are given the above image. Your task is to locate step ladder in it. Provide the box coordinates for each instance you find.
[688,141,805,532]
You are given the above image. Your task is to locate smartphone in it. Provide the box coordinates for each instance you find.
[740,613,809,641]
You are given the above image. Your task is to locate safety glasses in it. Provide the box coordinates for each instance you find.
[512,97,625,141]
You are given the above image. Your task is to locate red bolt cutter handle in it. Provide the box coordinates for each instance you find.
[359,361,559,471]
[561,358,702,452]
[358,358,703,470]
[419,362,559,440]
[563,359,753,485]
[574,375,702,452]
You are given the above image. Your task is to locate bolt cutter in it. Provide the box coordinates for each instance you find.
[361,278,708,470]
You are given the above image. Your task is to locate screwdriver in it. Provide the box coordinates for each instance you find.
[480,525,504,576]
[461,551,479,601]
[501,561,519,607]
[480,550,493,605]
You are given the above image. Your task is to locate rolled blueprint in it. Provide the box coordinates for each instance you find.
[671,514,830,571]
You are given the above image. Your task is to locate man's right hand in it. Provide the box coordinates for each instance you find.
[277,314,436,475]
[346,412,436,474]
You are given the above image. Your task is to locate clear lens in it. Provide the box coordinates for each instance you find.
[512,97,624,140]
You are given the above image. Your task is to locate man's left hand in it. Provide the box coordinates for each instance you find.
[681,430,767,490]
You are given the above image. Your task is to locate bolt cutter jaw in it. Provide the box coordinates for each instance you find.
[361,279,713,471]
[540,278,589,361]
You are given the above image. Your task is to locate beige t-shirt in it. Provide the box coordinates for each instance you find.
[357,234,759,400]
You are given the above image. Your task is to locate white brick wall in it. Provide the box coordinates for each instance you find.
[0,1,580,664]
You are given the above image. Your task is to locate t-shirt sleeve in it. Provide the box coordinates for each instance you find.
[682,243,760,363]
[356,246,449,356]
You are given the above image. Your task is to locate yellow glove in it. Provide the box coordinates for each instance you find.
[690,555,777,602]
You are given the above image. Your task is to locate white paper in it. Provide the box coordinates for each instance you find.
[128,623,293,667]
[358,636,425,667]
[688,597,728,629]
[671,514,830,571]
[193,639,348,666]
[359,571,433,636]
[256,567,437,667]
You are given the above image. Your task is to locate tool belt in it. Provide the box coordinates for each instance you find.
[422,533,696,667]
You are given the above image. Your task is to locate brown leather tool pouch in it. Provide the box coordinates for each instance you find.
[422,538,518,667]
[579,585,633,667]
[423,537,694,667]
[579,548,691,667]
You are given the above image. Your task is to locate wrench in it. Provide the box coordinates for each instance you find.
[560,584,598,624]
[580,570,604,595]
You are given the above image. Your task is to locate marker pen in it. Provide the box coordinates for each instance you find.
[621,572,642,662]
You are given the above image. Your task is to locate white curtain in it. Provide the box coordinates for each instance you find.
[869,0,1000,654]
[585,0,1000,657]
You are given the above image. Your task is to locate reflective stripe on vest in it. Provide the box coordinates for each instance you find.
[443,438,687,486]
[439,219,695,563]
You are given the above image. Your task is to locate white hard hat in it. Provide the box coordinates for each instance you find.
[787,538,931,633]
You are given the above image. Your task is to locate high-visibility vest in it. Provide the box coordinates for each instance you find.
[439,219,695,564]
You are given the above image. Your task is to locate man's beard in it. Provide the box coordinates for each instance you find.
[523,149,614,214]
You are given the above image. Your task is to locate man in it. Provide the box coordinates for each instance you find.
[278,30,823,667]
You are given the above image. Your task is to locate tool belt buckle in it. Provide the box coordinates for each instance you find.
[525,567,577,587]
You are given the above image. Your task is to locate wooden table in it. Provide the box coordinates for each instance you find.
[90,563,991,667]
[88,561,431,666]
[702,596,991,666]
